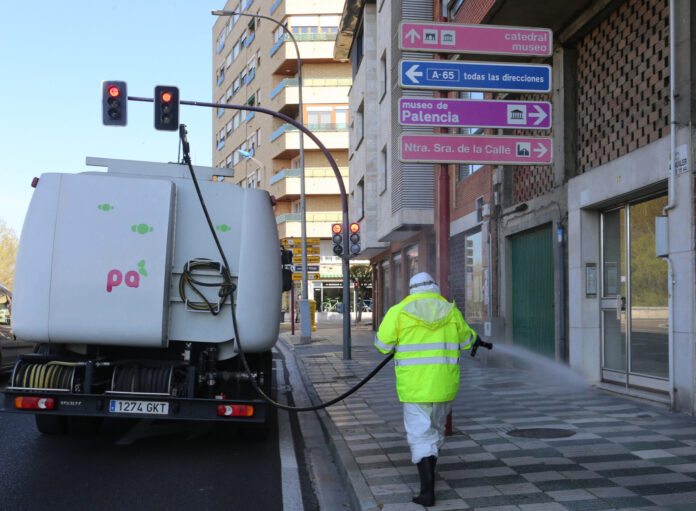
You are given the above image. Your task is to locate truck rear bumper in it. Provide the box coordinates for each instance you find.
[2,389,268,424]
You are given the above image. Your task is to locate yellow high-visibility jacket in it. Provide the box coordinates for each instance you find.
[375,292,476,403]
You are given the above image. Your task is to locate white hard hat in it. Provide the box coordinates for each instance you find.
[409,272,440,295]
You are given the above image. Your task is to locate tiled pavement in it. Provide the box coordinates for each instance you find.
[280,322,696,511]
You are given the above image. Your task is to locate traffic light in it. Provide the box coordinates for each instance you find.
[332,223,344,256]
[102,81,127,126]
[349,222,361,256]
[154,85,180,131]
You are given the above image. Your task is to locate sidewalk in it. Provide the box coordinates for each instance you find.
[279,321,696,511]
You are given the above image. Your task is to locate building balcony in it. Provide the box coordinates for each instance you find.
[275,212,342,239]
[269,167,349,200]
[269,123,348,159]
[269,78,351,117]
[269,34,337,75]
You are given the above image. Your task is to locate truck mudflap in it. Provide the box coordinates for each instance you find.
[2,389,268,423]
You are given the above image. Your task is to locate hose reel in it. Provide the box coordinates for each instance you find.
[111,365,173,394]
[12,361,78,391]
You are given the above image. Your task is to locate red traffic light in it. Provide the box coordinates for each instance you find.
[107,85,121,98]
[332,223,343,234]
[349,222,360,233]
[161,91,173,103]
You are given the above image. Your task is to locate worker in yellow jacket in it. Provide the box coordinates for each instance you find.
[375,272,477,507]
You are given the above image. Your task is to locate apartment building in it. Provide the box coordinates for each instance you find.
[212,0,352,306]
[337,0,696,413]
[335,0,439,325]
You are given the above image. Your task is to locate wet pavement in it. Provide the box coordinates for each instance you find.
[280,320,696,511]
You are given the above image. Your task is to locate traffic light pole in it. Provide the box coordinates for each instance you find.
[127,95,352,358]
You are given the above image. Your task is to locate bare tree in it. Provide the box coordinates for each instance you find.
[0,219,19,290]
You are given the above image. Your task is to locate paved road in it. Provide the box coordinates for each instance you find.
[0,350,343,511]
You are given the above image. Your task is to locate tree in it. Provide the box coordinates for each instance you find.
[0,219,19,290]
[350,264,372,322]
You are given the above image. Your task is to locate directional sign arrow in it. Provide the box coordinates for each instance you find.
[405,29,420,44]
[405,64,423,84]
[529,105,548,126]
[533,143,548,158]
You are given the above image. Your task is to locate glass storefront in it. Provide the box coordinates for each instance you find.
[465,230,484,331]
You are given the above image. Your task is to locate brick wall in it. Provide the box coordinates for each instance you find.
[576,0,670,172]
[454,165,492,215]
[452,0,495,24]
[509,90,554,204]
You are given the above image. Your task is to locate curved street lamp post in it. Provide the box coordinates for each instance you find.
[213,9,313,343]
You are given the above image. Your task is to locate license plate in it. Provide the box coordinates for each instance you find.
[109,399,169,415]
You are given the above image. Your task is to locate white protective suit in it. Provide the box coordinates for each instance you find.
[402,272,451,464]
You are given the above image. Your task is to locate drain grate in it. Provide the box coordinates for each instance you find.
[507,428,576,439]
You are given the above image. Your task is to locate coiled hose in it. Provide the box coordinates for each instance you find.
[13,361,78,390]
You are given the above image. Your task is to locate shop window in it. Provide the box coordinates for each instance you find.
[393,253,403,302]
[405,245,418,280]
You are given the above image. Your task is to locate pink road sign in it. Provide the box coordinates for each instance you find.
[399,98,551,129]
[400,134,553,165]
[400,22,552,57]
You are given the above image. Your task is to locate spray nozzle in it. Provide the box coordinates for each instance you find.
[470,337,493,357]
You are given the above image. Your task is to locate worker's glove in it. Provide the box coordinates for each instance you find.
[470,335,493,357]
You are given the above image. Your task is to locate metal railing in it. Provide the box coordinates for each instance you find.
[269,0,282,15]
[270,167,349,185]
[269,77,352,100]
[269,33,338,57]
[270,123,348,142]
[276,212,342,224]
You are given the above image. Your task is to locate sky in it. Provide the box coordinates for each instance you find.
[0,1,220,234]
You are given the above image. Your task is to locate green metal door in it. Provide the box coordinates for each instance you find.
[511,225,555,357]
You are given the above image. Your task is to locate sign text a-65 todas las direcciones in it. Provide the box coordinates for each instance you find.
[400,59,551,93]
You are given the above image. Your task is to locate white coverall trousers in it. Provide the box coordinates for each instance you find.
[403,401,453,464]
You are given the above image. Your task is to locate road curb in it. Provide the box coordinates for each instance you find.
[279,334,380,511]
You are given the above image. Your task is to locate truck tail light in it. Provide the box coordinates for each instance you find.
[217,404,254,417]
[14,396,55,410]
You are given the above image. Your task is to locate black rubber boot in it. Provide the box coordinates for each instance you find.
[412,455,436,506]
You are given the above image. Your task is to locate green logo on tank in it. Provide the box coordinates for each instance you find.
[132,223,154,235]
[97,204,114,211]
[137,260,148,277]
[216,224,231,232]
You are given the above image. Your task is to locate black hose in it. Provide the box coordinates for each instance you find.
[179,126,393,412]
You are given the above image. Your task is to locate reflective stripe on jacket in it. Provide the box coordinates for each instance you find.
[374,292,476,403]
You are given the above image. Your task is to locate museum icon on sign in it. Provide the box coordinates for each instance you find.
[516,142,531,157]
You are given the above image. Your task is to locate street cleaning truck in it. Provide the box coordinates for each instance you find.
[2,157,284,434]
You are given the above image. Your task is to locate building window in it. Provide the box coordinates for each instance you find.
[257,129,262,147]
[380,260,390,316]
[393,253,403,303]
[352,23,364,77]
[379,51,387,101]
[380,145,387,195]
[405,245,418,280]
[355,102,364,148]
[464,230,484,329]
[356,178,364,220]
[307,108,332,125]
